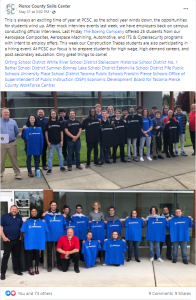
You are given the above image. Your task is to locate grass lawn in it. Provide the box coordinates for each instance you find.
[5,125,193,168]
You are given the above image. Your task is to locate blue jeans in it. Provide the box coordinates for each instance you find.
[48,143,63,169]
[149,241,161,259]
[67,139,81,168]
[27,155,39,173]
[100,147,109,162]
[127,241,140,258]
[173,241,187,260]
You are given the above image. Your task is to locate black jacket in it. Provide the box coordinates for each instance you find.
[82,118,100,143]
[100,119,116,147]
[165,118,179,144]
[114,118,126,145]
[125,114,143,139]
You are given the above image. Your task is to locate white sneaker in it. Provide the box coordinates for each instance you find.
[150,257,154,262]
[95,257,100,262]
[102,263,107,266]
[140,157,144,162]
[157,258,164,263]
[147,157,152,161]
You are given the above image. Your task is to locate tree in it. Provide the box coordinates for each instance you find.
[162,94,170,106]
[176,92,194,113]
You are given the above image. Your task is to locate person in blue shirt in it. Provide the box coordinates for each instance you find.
[22,115,43,178]
[103,231,127,266]
[42,201,66,272]
[167,208,193,264]
[174,105,188,157]
[82,230,101,268]
[0,205,23,280]
[1,108,22,181]
[95,103,102,120]
[21,208,47,276]
[71,204,89,262]
[36,109,49,170]
[139,108,153,162]
[146,206,165,263]
[125,210,145,263]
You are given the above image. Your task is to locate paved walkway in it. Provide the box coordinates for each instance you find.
[1,257,195,287]
[1,146,195,190]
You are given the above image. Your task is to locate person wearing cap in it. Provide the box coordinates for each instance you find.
[149,105,157,120]
[174,105,188,157]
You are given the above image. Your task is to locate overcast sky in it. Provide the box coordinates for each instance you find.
[162,91,180,99]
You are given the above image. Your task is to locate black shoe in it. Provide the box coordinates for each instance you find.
[167,257,172,260]
[85,164,90,168]
[99,161,104,165]
[105,161,112,164]
[62,268,68,272]
[126,258,131,262]
[57,265,62,271]
[192,152,195,156]
[135,257,140,262]
[74,269,80,273]
[114,264,120,266]
[121,159,127,163]
[14,271,23,275]
[172,259,177,263]
[46,169,52,175]
[153,156,157,160]
[42,166,48,170]
[154,255,157,260]
[1,273,5,280]
[166,153,171,158]
[60,167,66,172]
[47,267,52,272]
[94,162,102,166]
[158,155,164,159]
[171,154,175,158]
[113,159,116,163]
[183,259,188,264]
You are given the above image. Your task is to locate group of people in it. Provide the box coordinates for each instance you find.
[1,103,195,179]
[0,201,193,279]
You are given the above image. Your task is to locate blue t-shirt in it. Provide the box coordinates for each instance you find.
[71,216,89,240]
[0,213,23,240]
[81,240,101,268]
[23,127,44,156]
[44,214,66,242]
[103,239,127,265]
[146,217,167,242]
[176,115,182,134]
[124,218,145,241]
[89,221,106,243]
[106,220,122,239]
[65,221,79,238]
[161,113,168,119]
[167,216,193,242]
[97,114,102,120]
[21,219,48,250]
[142,117,153,137]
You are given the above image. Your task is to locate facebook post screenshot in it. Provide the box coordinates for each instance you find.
[0,0,196,300]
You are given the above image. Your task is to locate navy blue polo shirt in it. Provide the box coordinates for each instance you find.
[0,213,23,240]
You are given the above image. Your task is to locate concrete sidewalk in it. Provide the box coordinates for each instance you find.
[1,257,195,287]
[1,146,195,190]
